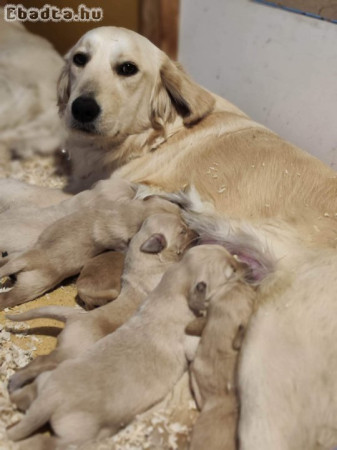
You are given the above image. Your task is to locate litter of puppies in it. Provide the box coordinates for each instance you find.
[0,177,275,449]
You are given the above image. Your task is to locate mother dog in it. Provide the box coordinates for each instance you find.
[56,27,337,250]
[4,26,337,449]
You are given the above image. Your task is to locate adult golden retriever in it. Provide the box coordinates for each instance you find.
[3,26,337,449]
[54,27,337,246]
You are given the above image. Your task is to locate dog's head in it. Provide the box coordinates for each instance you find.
[58,26,214,140]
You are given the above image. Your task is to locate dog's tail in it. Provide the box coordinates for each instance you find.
[7,395,53,441]
[6,306,81,323]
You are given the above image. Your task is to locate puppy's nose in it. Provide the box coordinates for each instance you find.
[71,96,101,123]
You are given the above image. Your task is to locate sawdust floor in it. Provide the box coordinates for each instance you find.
[0,156,198,450]
[0,155,75,355]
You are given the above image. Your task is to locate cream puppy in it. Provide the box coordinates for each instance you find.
[7,245,253,449]
[76,251,125,310]
[7,212,196,398]
[0,194,179,309]
[188,257,260,450]
[0,176,135,254]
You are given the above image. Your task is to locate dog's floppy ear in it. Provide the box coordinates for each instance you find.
[150,57,215,128]
[57,57,71,115]
[140,233,167,254]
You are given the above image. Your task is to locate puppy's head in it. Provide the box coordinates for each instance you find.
[183,245,255,315]
[130,213,197,265]
[57,26,214,141]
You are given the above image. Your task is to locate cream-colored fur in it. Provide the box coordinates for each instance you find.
[7,212,195,397]
[3,26,337,449]
[0,176,134,254]
[2,26,337,248]
[0,11,63,160]
[188,254,262,450]
[7,246,227,447]
[76,251,125,310]
[3,26,335,244]
[182,209,337,449]
[54,28,337,254]
[0,182,180,309]
[2,27,337,247]
[238,248,337,450]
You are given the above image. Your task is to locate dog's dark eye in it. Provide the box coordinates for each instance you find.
[117,62,139,76]
[73,53,88,67]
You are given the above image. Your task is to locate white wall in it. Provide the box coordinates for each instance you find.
[179,0,337,168]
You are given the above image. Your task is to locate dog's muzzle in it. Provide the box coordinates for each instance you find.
[71,96,101,123]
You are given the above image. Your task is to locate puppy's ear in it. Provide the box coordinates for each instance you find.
[57,57,71,115]
[140,233,167,254]
[150,57,215,128]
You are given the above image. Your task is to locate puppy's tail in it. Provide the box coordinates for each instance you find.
[6,306,81,323]
[7,395,53,441]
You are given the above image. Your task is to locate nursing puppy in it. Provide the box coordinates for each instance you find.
[7,212,195,397]
[0,176,135,254]
[0,194,180,309]
[7,245,259,449]
[76,251,125,310]
[188,255,270,450]
[4,25,337,448]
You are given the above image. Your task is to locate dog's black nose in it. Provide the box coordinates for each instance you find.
[71,96,101,123]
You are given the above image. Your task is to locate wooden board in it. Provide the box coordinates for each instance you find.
[254,0,337,22]
[139,0,180,59]
[1,0,139,55]
[1,0,180,57]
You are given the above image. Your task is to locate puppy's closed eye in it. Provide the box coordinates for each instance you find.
[196,281,207,293]
[140,233,167,254]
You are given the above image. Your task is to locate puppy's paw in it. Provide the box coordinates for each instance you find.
[0,279,34,310]
[76,288,119,310]
[9,383,37,411]
[0,290,20,310]
[185,317,207,336]
[0,269,46,310]
[8,370,35,394]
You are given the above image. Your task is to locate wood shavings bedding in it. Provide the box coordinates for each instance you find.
[0,323,33,450]
[0,155,200,448]
[0,156,66,189]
